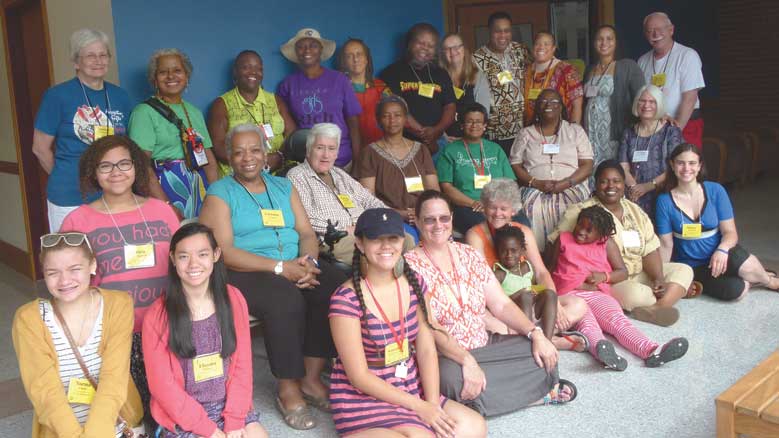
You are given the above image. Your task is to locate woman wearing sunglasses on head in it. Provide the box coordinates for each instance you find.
[13,232,143,437]
[60,134,180,429]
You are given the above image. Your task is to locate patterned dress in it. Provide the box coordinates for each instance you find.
[524,60,584,125]
[329,282,446,436]
[584,74,617,189]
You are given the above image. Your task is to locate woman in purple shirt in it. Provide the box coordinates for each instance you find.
[277,28,363,168]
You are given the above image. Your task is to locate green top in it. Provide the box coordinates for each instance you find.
[128,99,213,160]
[436,138,516,201]
[494,261,534,296]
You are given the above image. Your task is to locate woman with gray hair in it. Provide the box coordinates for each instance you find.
[618,84,683,216]
[128,48,218,219]
[32,28,133,231]
[287,123,386,263]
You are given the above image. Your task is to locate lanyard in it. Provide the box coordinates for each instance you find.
[316,169,353,216]
[378,139,423,178]
[364,277,406,350]
[589,60,614,87]
[463,140,488,176]
[421,244,465,309]
[101,195,155,245]
[233,175,284,253]
[652,42,674,77]
[235,91,267,125]
[408,63,435,85]
[536,122,560,178]
[526,58,556,95]
[78,80,112,128]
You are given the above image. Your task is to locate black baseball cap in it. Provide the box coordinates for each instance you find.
[354,208,404,239]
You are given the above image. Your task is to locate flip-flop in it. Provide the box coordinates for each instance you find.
[302,391,331,412]
[558,330,589,352]
[275,397,316,430]
[645,337,689,368]
[543,378,578,405]
[684,281,703,299]
[595,340,628,371]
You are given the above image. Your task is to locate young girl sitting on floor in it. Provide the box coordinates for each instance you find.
[142,223,267,438]
[549,206,689,371]
[493,224,588,352]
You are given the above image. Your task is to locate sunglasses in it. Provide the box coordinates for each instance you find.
[421,214,452,226]
[40,233,93,252]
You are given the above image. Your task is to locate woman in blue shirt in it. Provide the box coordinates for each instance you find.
[656,144,779,300]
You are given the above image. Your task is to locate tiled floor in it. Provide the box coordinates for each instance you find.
[1,177,777,437]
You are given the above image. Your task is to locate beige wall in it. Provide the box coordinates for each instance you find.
[0,0,116,254]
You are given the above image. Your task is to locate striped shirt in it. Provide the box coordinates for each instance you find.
[328,279,445,436]
[40,298,123,437]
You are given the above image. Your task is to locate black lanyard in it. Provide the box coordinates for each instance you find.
[79,79,112,127]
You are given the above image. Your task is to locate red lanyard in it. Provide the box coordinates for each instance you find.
[464,141,487,176]
[421,244,465,309]
[364,277,406,350]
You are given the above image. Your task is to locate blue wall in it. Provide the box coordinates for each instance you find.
[111,0,444,112]
[614,0,719,97]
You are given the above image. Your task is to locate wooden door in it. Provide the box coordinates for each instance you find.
[2,0,53,277]
[447,0,550,52]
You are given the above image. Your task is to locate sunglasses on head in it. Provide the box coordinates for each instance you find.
[40,232,93,253]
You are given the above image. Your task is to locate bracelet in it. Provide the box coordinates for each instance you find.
[716,248,729,255]
[526,326,542,340]
[650,179,657,187]
[275,149,285,162]
[528,177,536,188]
[604,271,611,284]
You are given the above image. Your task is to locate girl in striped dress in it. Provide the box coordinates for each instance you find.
[549,205,689,371]
[329,208,486,437]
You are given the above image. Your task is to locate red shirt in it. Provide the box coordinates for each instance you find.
[354,79,389,148]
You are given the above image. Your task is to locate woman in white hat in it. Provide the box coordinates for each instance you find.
[276,28,363,169]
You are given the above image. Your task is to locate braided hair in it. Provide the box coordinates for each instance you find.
[577,205,616,242]
[494,224,527,253]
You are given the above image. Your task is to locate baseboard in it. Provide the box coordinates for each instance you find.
[0,239,31,278]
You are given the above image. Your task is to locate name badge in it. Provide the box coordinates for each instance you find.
[337,193,355,208]
[93,125,114,140]
[682,223,702,238]
[528,88,542,100]
[193,147,209,167]
[394,362,408,379]
[261,209,285,227]
[261,123,274,139]
[651,73,666,87]
[585,84,599,98]
[192,353,224,383]
[67,377,96,404]
[497,70,514,85]
[474,174,492,189]
[542,143,560,155]
[453,86,465,100]
[418,83,435,98]
[405,176,424,193]
[622,230,642,248]
[632,150,649,163]
[124,243,155,270]
[384,338,409,366]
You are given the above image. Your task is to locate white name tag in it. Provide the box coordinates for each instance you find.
[405,176,424,193]
[262,123,274,139]
[193,147,209,167]
[542,143,560,155]
[124,243,156,269]
[632,150,649,163]
[394,361,408,379]
[622,230,641,248]
[585,85,598,98]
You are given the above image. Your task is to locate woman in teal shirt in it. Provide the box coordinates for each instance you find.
[437,103,527,233]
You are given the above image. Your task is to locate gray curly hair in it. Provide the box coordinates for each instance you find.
[480,178,523,211]
[147,48,193,89]
[225,123,268,157]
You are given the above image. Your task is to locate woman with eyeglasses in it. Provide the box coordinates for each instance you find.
[510,89,594,251]
[13,232,143,437]
[32,28,133,232]
[436,103,522,234]
[60,134,180,429]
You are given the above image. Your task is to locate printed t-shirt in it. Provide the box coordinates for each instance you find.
[128,99,213,160]
[436,139,515,201]
[352,79,390,148]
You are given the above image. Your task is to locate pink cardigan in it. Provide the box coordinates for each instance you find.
[142,285,253,436]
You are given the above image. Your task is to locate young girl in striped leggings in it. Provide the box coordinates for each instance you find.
[549,206,689,371]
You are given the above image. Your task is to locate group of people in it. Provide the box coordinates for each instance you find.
[15,9,779,438]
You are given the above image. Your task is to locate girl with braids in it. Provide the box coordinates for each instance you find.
[329,208,485,437]
[142,223,267,438]
[406,190,576,418]
[549,206,689,371]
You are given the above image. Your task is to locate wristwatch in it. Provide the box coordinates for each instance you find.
[526,326,542,340]
[274,261,284,275]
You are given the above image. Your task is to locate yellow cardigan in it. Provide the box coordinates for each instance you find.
[12,288,143,438]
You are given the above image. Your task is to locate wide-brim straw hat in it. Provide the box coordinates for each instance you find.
[280,28,336,63]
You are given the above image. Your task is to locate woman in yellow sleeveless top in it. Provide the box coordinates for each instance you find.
[208,50,285,177]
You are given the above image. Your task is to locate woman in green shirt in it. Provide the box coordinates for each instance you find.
[129,48,218,219]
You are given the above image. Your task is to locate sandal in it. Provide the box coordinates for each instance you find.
[558,330,589,352]
[543,379,578,405]
[302,391,331,412]
[595,340,628,371]
[645,337,689,368]
[684,281,703,299]
[275,397,316,430]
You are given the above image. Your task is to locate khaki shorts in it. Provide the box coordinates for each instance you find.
[611,262,694,311]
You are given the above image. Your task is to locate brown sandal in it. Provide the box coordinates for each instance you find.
[275,397,316,430]
[684,281,703,299]
[302,391,331,412]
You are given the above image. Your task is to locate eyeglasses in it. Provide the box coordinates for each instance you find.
[80,53,111,63]
[443,44,464,52]
[421,214,452,225]
[40,233,93,252]
[539,99,561,106]
[97,159,134,174]
[463,120,485,126]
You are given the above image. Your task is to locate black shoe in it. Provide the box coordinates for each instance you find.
[645,337,689,368]
[595,340,628,371]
